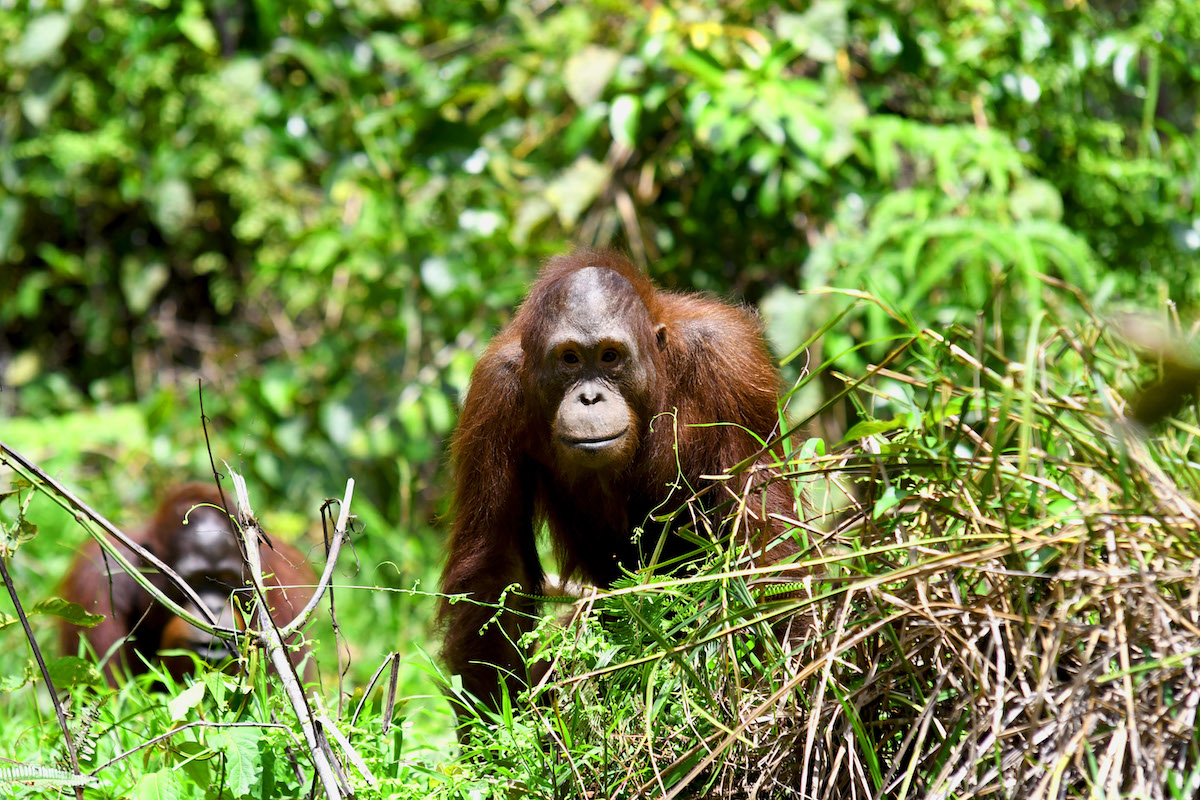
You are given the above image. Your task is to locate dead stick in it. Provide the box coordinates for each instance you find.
[230,472,352,800]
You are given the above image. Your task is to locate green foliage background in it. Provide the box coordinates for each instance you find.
[0,0,1198,793]
[4,0,1199,514]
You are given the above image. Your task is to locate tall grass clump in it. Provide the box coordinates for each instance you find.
[458,294,1200,800]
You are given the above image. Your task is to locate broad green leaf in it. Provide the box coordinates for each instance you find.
[174,740,213,789]
[759,286,812,358]
[10,13,71,66]
[295,231,342,273]
[0,663,34,692]
[544,156,609,228]
[841,415,909,444]
[397,398,425,437]
[0,197,23,259]
[45,656,104,688]
[799,437,826,459]
[777,1,848,63]
[1,517,37,554]
[1009,178,1064,222]
[120,260,170,315]
[563,45,621,108]
[209,727,264,798]
[32,598,103,627]
[872,486,908,519]
[19,72,68,127]
[167,681,206,722]
[260,373,296,417]
[1,405,149,452]
[150,178,194,239]
[609,94,641,148]
[420,256,457,298]
[511,196,555,246]
[426,390,455,435]
[133,769,183,800]
[179,1,219,55]
[321,402,355,448]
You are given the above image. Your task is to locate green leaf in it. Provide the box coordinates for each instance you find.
[260,370,297,417]
[1009,178,1064,222]
[759,286,812,358]
[150,178,195,239]
[0,765,95,787]
[3,351,39,387]
[20,72,69,128]
[9,13,72,66]
[45,656,104,688]
[609,94,641,148]
[420,256,457,298]
[511,196,555,246]
[426,390,455,435]
[167,681,206,722]
[133,768,183,800]
[0,197,24,259]
[120,259,170,315]
[396,397,425,437]
[209,727,264,798]
[31,598,104,627]
[563,45,622,108]
[321,402,355,447]
[872,486,908,519]
[823,87,867,166]
[274,417,306,455]
[545,156,610,228]
[840,415,909,444]
[174,740,212,788]
[0,663,34,692]
[1,517,37,554]
[777,1,848,63]
[179,1,219,55]
[295,232,343,274]
[798,437,826,459]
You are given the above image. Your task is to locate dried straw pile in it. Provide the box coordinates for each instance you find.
[550,322,1200,800]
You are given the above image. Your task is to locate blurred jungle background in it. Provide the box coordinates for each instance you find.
[2,1,1200,798]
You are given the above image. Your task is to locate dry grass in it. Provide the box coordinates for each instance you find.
[525,316,1200,799]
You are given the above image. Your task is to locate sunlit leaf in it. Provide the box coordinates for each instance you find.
[563,45,621,108]
[9,13,71,66]
[544,156,610,228]
[209,727,264,797]
[609,94,641,149]
[321,402,355,448]
[179,1,219,55]
[32,598,103,627]
[150,178,195,240]
[167,681,206,722]
[45,656,104,688]
[121,260,170,315]
[421,256,457,298]
[872,485,908,519]
[133,769,183,800]
[841,415,909,444]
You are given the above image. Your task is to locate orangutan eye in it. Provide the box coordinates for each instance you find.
[601,349,620,364]
[562,351,580,365]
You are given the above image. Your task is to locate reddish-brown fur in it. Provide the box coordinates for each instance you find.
[60,483,316,684]
[438,249,788,716]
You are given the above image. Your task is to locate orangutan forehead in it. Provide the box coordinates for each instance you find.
[551,267,648,334]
